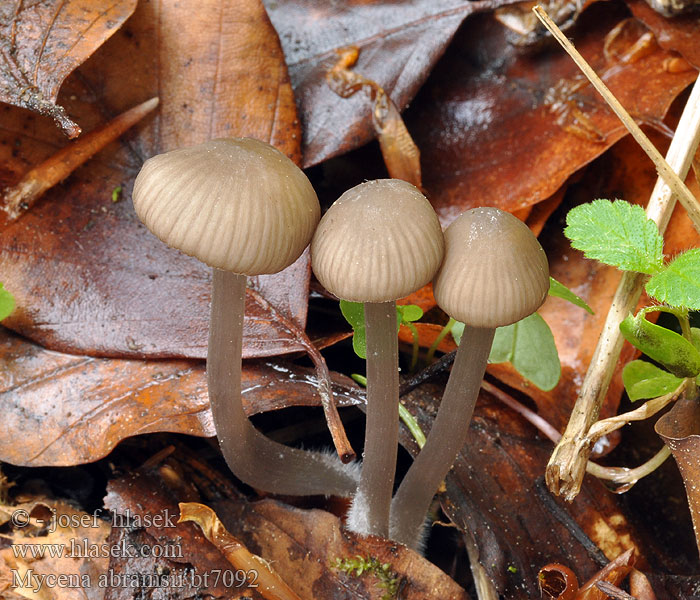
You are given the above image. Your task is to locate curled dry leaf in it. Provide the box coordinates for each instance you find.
[0,327,363,467]
[0,0,315,360]
[655,391,700,555]
[538,563,579,600]
[179,502,303,600]
[0,0,137,137]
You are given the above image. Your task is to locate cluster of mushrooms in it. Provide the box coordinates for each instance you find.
[132,137,549,550]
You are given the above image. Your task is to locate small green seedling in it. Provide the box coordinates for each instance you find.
[566,198,700,401]
[0,284,15,321]
[342,280,590,392]
[332,555,400,600]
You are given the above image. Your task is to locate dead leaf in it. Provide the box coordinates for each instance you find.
[655,392,700,556]
[0,327,363,467]
[179,502,303,600]
[0,498,110,600]
[265,0,521,167]
[404,8,697,224]
[0,0,316,360]
[0,0,137,138]
[397,381,647,599]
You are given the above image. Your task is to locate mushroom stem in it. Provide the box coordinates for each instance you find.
[390,325,494,549]
[208,268,358,497]
[348,301,399,537]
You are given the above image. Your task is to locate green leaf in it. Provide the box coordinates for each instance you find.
[340,300,405,359]
[564,199,664,274]
[620,311,700,378]
[548,277,593,314]
[451,321,465,346]
[622,360,683,401]
[340,300,368,359]
[455,314,560,391]
[0,283,15,321]
[646,249,700,310]
[397,304,423,323]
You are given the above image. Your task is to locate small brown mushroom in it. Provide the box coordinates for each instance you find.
[133,137,358,497]
[312,179,445,537]
[389,207,549,548]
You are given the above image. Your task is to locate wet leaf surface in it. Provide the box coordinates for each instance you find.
[0,0,313,360]
[0,0,137,138]
[265,0,521,167]
[398,381,648,599]
[404,5,697,224]
[106,469,469,600]
[0,327,362,467]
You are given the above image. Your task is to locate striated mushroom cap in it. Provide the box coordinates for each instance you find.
[132,138,320,276]
[311,179,445,303]
[433,207,549,328]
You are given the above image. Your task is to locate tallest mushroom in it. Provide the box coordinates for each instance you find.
[132,137,358,497]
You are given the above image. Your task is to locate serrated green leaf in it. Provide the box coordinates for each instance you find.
[564,199,664,274]
[455,314,560,391]
[0,283,15,321]
[622,360,683,401]
[646,249,700,310]
[548,277,594,314]
[397,304,423,323]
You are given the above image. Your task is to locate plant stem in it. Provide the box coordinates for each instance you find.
[533,6,700,233]
[545,73,700,500]
[425,318,456,365]
[208,269,358,496]
[390,326,494,549]
[350,301,399,537]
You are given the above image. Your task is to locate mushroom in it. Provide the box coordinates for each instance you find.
[311,179,445,537]
[389,207,549,548]
[133,137,358,497]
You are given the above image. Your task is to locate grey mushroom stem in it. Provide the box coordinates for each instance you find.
[389,325,494,549]
[208,268,358,496]
[349,301,400,537]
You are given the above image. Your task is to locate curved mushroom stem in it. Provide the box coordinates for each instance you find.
[347,301,399,538]
[389,325,494,549]
[208,268,359,496]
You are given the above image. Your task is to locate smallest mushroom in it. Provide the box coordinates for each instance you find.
[389,207,550,549]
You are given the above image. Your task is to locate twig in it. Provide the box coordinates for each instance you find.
[586,446,671,487]
[596,580,637,600]
[398,350,456,396]
[535,6,700,500]
[246,288,355,462]
[533,6,700,233]
[2,97,159,220]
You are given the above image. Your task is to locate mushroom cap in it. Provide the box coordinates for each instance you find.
[132,138,320,275]
[433,207,549,328]
[311,179,445,303]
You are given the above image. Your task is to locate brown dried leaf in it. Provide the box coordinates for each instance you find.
[405,8,697,223]
[0,327,363,467]
[0,499,110,599]
[0,0,137,137]
[398,382,646,599]
[179,502,302,600]
[265,0,520,167]
[538,563,579,600]
[0,0,313,360]
[655,392,700,556]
